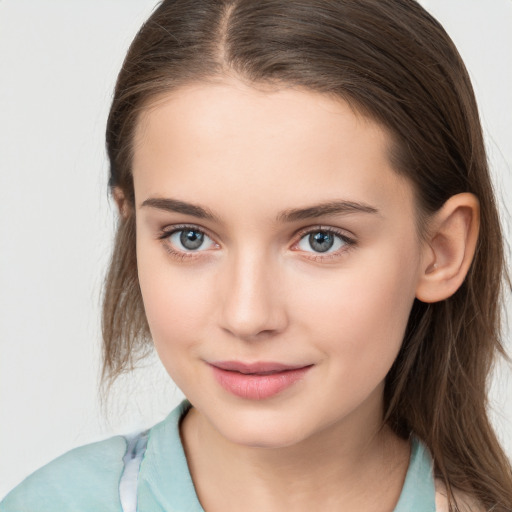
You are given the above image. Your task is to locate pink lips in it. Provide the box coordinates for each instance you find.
[209,361,312,400]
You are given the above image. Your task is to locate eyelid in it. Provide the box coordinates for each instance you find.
[293,225,356,242]
[291,225,357,258]
[157,223,220,258]
[158,223,217,241]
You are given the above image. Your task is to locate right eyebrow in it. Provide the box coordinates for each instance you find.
[140,197,220,222]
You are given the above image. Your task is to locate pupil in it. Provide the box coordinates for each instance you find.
[180,230,204,250]
[309,232,334,253]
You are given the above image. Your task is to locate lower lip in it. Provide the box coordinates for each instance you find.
[210,365,312,400]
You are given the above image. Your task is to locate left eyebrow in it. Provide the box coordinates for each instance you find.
[276,200,380,222]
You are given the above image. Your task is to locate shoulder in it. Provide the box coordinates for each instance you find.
[0,435,127,512]
[435,478,485,512]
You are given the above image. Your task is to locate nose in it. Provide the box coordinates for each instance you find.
[218,250,288,341]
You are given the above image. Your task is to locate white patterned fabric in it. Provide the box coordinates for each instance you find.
[119,430,149,512]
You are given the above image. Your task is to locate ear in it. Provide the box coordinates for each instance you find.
[112,187,132,219]
[415,193,480,303]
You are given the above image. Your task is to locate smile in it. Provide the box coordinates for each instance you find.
[209,361,313,400]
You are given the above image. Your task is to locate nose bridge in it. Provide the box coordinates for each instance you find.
[219,244,286,340]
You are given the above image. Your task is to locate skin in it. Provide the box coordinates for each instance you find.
[128,78,479,512]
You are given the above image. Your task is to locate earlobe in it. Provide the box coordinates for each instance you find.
[415,193,480,303]
[112,187,132,219]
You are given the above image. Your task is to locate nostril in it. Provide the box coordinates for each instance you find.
[221,325,282,342]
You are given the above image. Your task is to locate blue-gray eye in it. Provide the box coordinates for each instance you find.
[169,229,215,251]
[297,230,346,253]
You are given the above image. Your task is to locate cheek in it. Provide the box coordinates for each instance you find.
[136,242,213,356]
[293,244,419,370]
[137,264,216,391]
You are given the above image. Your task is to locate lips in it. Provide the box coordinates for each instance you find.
[209,361,313,400]
[211,361,307,374]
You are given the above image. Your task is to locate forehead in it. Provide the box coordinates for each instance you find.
[132,79,414,220]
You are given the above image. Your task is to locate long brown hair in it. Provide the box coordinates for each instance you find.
[102,0,512,509]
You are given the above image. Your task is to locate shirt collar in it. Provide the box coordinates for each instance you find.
[138,400,435,512]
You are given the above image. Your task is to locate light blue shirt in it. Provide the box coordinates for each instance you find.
[1,400,436,511]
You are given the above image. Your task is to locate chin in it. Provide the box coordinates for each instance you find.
[225,427,307,450]
[209,408,315,450]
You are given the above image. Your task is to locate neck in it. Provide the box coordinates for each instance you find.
[180,396,410,512]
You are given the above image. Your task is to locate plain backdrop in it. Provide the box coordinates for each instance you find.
[0,0,511,498]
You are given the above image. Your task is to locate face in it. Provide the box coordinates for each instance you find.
[132,79,425,449]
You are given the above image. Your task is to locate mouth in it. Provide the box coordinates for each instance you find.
[208,361,313,400]
[211,360,309,374]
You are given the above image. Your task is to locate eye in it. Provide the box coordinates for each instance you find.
[165,227,217,252]
[296,229,352,254]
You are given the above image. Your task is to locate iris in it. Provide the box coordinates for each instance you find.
[180,230,204,250]
[309,232,335,253]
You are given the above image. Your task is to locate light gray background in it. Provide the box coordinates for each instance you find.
[0,0,511,498]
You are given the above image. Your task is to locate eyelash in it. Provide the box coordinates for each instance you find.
[157,224,217,261]
[157,224,357,262]
[292,226,357,261]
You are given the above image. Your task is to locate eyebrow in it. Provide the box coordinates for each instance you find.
[141,198,219,222]
[276,200,380,222]
[140,197,379,223]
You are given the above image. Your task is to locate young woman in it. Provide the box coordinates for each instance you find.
[2,1,511,511]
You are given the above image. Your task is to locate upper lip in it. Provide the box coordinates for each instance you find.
[209,361,312,374]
